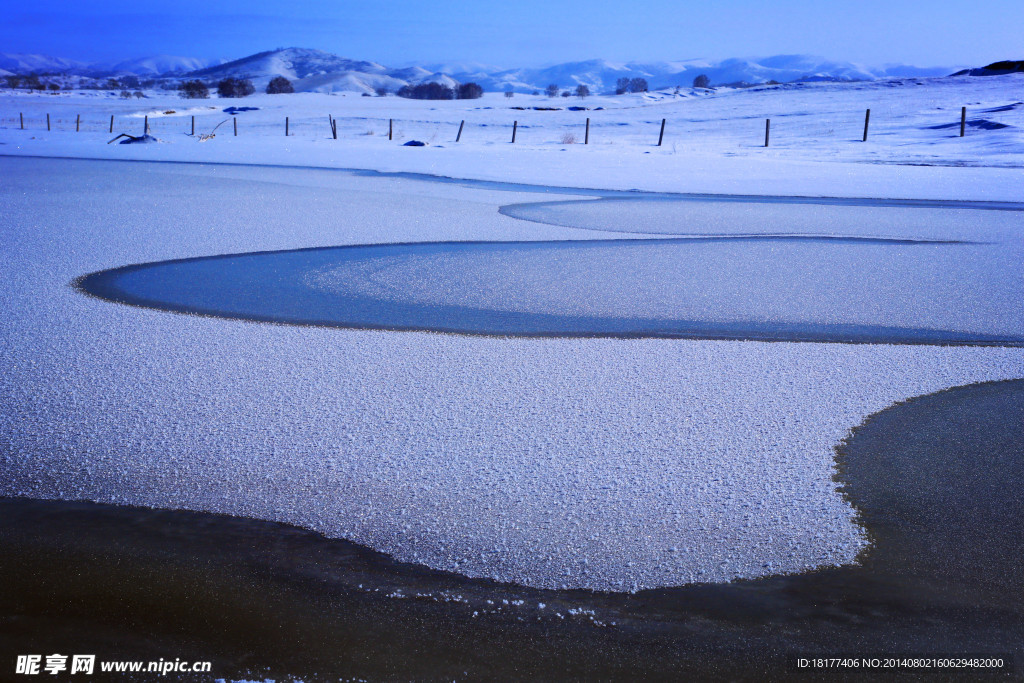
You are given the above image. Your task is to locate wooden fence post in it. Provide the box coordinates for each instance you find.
[286,116,289,136]
[960,106,966,137]
[331,116,337,139]
[512,120,517,143]
[76,114,80,132]
[144,115,148,135]
[46,113,50,131]
[585,117,589,145]
[234,117,238,136]
[389,118,393,140]
[110,115,114,133]
[456,120,464,142]
[657,118,665,146]
[863,108,870,142]
[191,116,194,136]
[20,113,24,130]
[764,118,770,147]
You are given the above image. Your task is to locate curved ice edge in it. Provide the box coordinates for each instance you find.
[7,153,1024,211]
[8,378,1022,598]
[498,195,1023,237]
[74,239,1021,347]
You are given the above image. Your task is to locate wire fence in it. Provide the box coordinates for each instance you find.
[1,101,1019,153]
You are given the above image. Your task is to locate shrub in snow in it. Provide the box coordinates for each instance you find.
[375,86,389,97]
[48,83,60,92]
[457,82,483,99]
[23,74,44,91]
[403,140,426,146]
[615,77,648,94]
[629,77,648,93]
[119,90,131,99]
[266,76,294,94]
[575,84,590,98]
[545,84,559,98]
[396,83,454,100]
[693,74,710,88]
[179,80,209,99]
[504,89,514,98]
[217,77,255,98]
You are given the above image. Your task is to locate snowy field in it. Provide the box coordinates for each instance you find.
[1,74,1023,592]
[1,72,1022,197]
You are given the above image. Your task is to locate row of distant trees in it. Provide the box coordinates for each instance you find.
[615,77,649,94]
[4,74,60,91]
[544,84,592,98]
[394,82,484,100]
[5,71,713,98]
[613,74,711,93]
[179,77,485,100]
[179,75,294,98]
[2,74,164,91]
[539,74,709,98]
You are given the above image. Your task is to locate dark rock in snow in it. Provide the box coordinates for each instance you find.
[927,119,1011,131]
[119,134,159,144]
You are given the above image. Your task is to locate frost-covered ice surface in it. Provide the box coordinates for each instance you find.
[2,155,1024,592]
[307,225,1024,338]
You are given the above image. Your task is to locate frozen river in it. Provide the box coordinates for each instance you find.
[3,156,1024,592]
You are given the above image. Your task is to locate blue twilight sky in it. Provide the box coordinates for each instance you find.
[2,0,1021,68]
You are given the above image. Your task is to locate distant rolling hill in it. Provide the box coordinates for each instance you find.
[102,55,217,76]
[186,48,457,94]
[179,50,963,95]
[0,53,91,74]
[952,60,1024,77]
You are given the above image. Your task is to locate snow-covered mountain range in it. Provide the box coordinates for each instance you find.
[100,55,219,76]
[0,53,91,74]
[0,48,965,94]
[187,48,457,94]
[0,53,220,77]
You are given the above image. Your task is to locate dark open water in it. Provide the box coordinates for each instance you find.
[2,379,1022,680]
